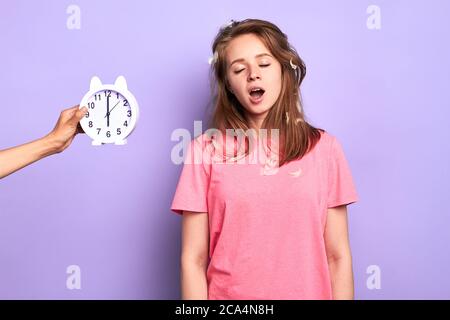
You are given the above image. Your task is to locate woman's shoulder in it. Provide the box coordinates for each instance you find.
[315,129,350,159]
[314,129,335,150]
[308,129,344,160]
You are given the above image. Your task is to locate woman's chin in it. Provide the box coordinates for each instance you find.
[245,105,271,116]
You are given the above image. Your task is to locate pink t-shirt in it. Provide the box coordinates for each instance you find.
[170,130,359,299]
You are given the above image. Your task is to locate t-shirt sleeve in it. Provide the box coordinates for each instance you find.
[170,136,210,215]
[327,136,359,208]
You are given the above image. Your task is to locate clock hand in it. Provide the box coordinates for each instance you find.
[106,95,110,127]
[105,100,121,118]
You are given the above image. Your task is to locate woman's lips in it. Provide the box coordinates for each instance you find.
[249,91,265,104]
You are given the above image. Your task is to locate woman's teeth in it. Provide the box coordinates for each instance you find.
[250,89,264,98]
[249,89,265,104]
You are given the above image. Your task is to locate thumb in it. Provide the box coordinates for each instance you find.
[72,106,88,124]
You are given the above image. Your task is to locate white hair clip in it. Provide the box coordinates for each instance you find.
[220,19,236,30]
[289,58,298,70]
[208,50,219,65]
[290,58,300,81]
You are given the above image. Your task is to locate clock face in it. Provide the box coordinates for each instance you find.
[80,89,133,143]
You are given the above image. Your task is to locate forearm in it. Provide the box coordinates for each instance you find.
[328,255,354,300]
[180,261,208,300]
[0,136,59,179]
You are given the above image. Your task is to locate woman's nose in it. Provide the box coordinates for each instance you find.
[248,67,261,81]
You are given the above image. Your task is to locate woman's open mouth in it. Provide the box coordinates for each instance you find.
[248,87,265,104]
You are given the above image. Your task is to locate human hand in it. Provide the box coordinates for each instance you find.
[44,105,88,154]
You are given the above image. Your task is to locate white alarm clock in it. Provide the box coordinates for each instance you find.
[79,76,139,145]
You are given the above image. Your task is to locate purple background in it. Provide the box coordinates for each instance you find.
[0,0,449,299]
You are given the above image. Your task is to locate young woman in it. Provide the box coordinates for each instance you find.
[170,19,359,300]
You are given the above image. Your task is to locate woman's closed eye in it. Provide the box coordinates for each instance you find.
[234,64,271,74]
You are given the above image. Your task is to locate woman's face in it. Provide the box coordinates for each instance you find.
[225,33,282,127]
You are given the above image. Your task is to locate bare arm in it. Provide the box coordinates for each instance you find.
[324,205,354,300]
[0,105,87,179]
[180,210,209,300]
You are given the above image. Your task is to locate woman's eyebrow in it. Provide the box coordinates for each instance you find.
[230,53,272,67]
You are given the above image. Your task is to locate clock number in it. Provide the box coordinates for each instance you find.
[96,128,101,135]
[106,131,111,138]
[117,128,121,135]
[124,120,128,127]
[85,111,89,118]
[116,92,120,99]
[104,90,111,98]
[127,110,132,117]
[95,94,101,101]
[88,121,93,128]
[88,102,95,109]
[123,99,129,107]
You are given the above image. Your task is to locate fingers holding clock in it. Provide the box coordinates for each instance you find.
[58,105,77,122]
[75,107,88,134]
[59,105,87,125]
[52,105,83,130]
[45,105,88,153]
[75,111,86,134]
[73,106,88,124]
[68,105,88,133]
[59,105,87,142]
